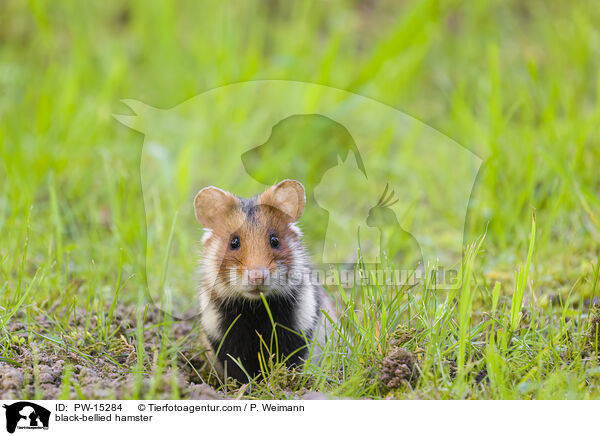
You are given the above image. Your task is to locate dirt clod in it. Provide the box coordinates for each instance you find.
[380,347,417,390]
[188,383,221,400]
[0,307,214,399]
[0,363,24,393]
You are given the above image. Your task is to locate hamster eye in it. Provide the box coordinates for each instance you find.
[230,236,241,250]
[270,234,280,249]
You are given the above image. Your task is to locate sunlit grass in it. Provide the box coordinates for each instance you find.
[1,0,600,399]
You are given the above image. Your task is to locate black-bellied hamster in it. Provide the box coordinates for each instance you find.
[194,179,337,382]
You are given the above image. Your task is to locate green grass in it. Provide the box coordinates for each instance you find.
[1,0,600,399]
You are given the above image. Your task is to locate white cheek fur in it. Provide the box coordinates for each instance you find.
[295,283,318,332]
[200,299,222,342]
[201,229,213,244]
[288,222,303,237]
[198,238,224,340]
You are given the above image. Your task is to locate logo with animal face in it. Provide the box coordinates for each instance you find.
[2,402,50,434]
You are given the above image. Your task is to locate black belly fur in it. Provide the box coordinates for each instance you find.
[210,293,315,382]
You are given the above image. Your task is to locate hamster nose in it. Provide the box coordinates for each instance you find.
[247,268,269,286]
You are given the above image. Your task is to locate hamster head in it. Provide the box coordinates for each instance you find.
[194,179,308,301]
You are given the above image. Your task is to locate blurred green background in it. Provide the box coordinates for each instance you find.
[1,0,600,307]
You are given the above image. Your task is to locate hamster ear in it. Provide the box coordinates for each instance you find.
[193,186,238,228]
[260,179,306,221]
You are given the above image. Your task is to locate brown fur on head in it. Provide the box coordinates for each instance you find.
[194,180,307,300]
